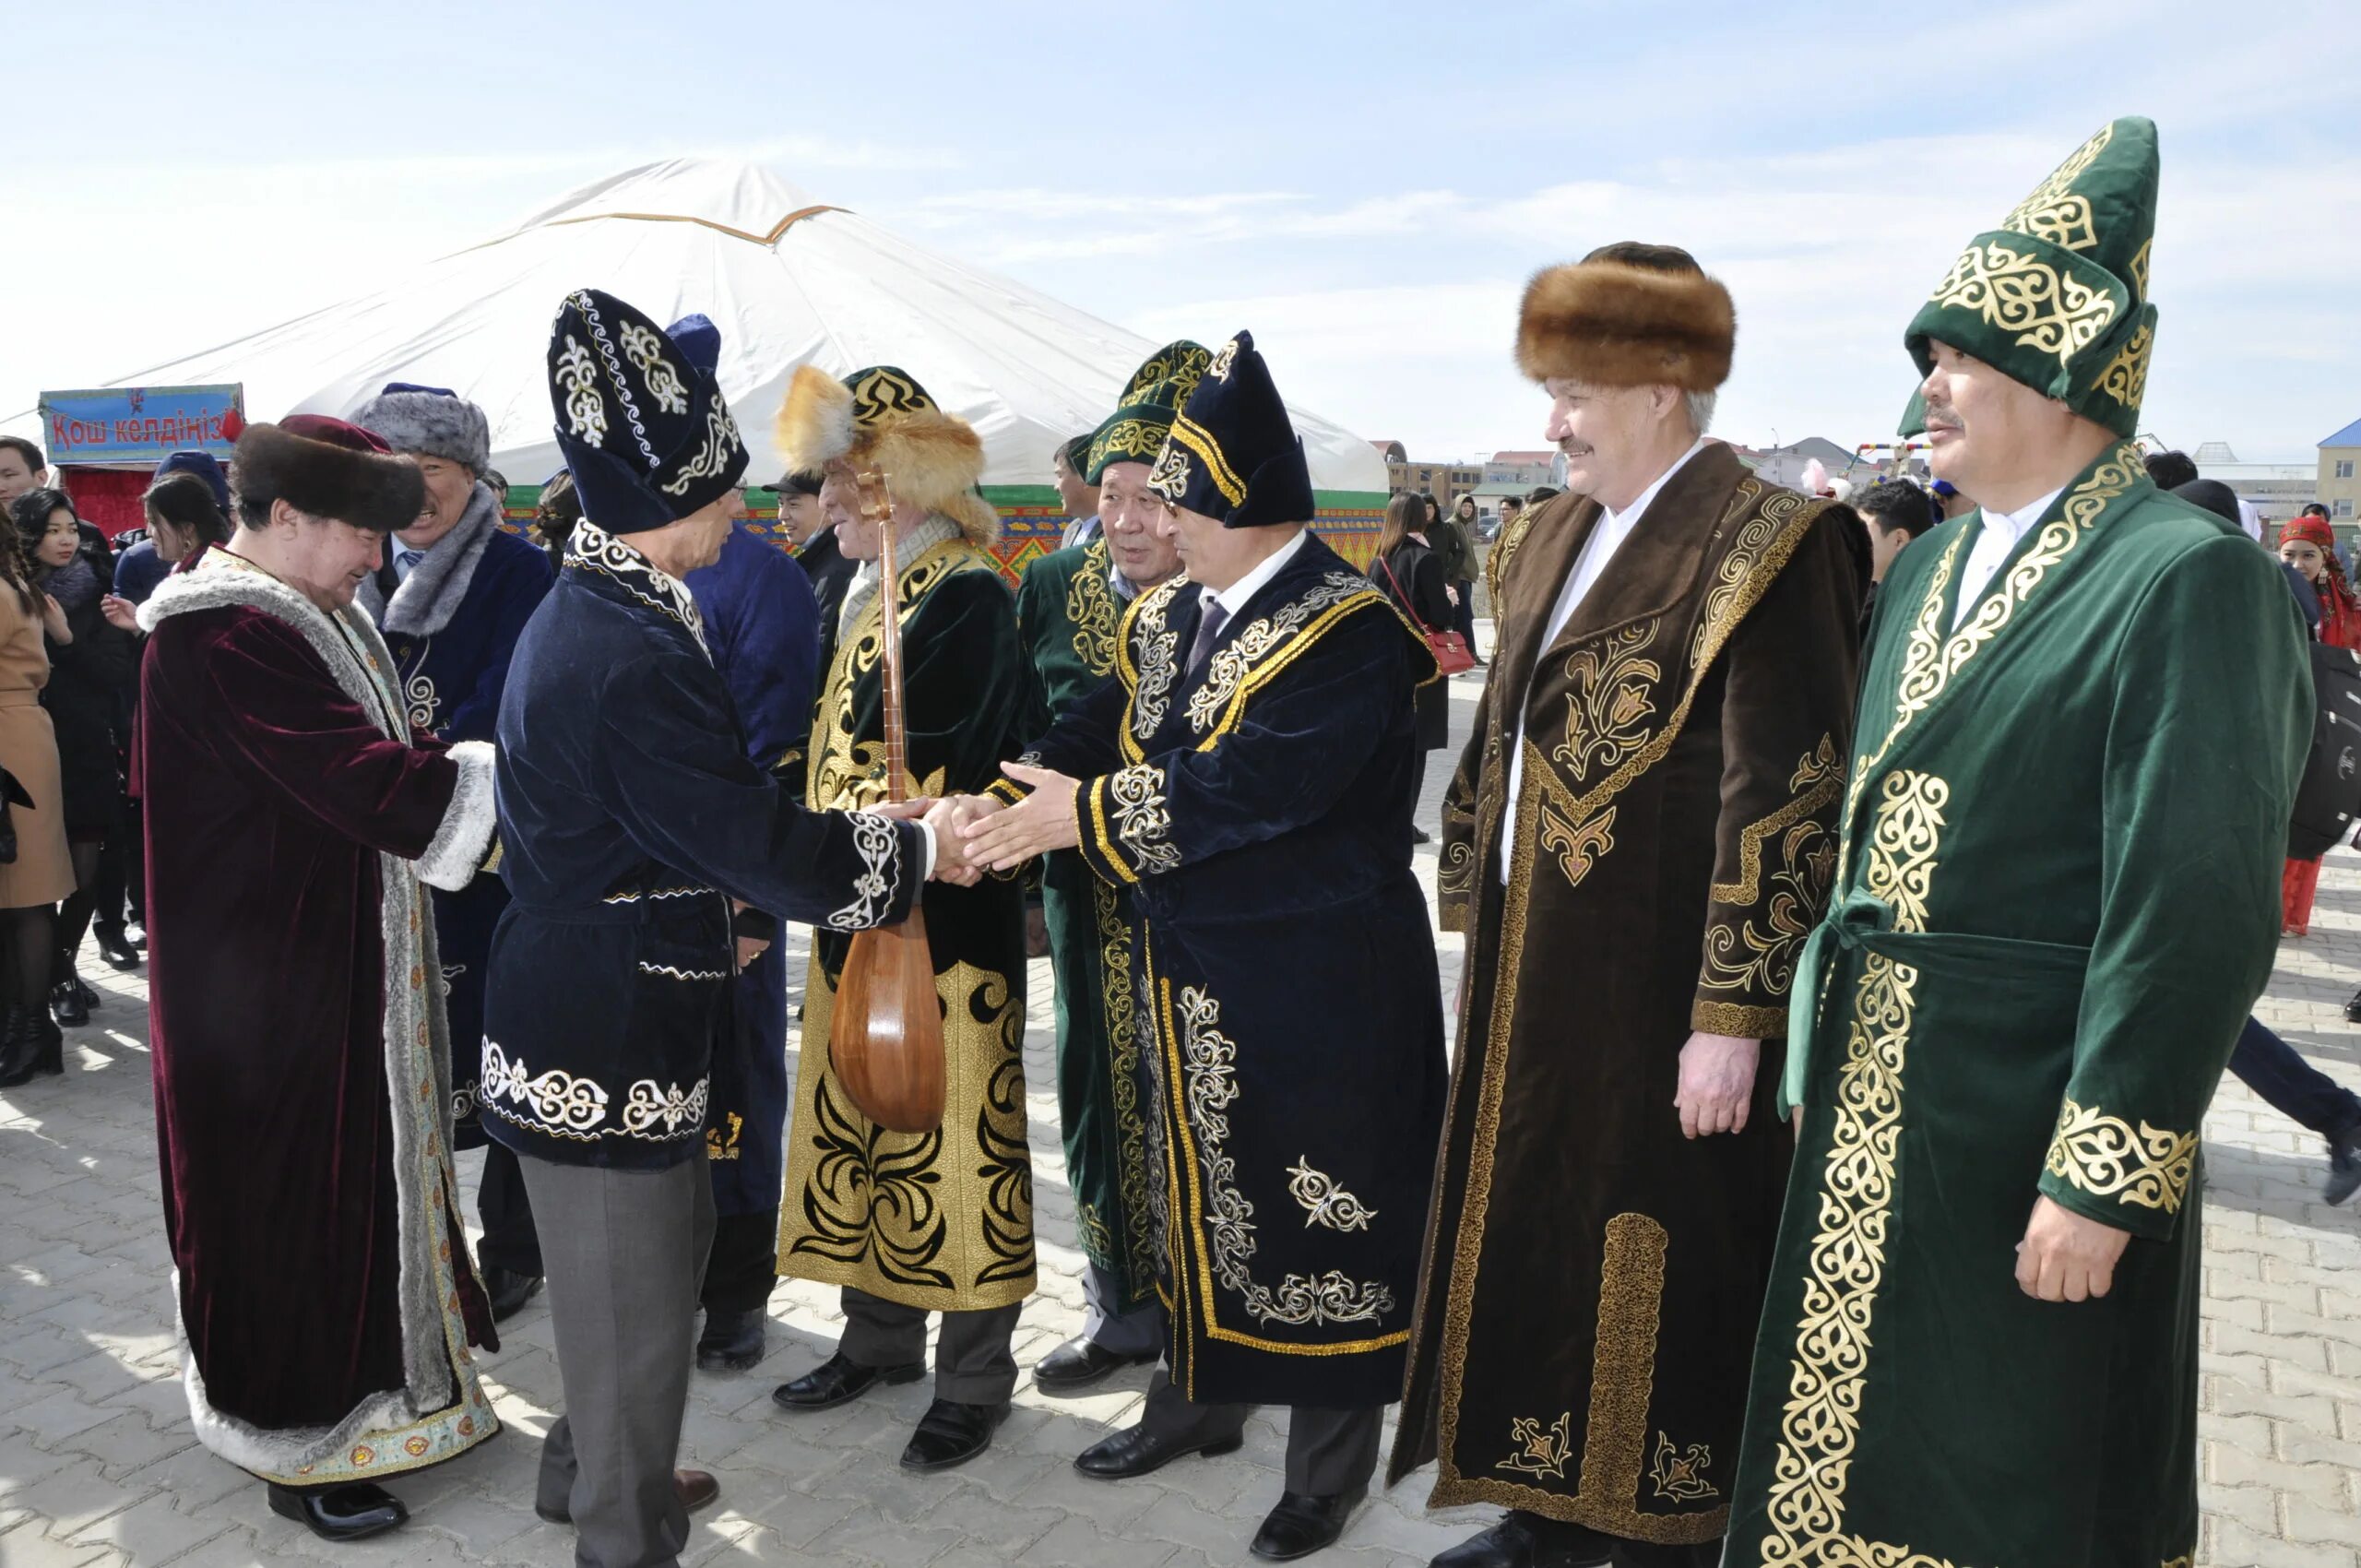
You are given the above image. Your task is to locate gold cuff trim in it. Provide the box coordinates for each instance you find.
[985,776,1026,806]
[1691,1001,1784,1039]
[2044,1097,2196,1214]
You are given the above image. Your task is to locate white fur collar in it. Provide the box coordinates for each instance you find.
[356,481,503,639]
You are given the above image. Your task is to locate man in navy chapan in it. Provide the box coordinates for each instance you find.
[350,380,555,1324]
[663,311,827,1375]
[485,289,944,1568]
[958,331,1449,1562]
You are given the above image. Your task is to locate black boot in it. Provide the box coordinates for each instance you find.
[0,1004,36,1087]
[92,926,141,971]
[31,1008,62,1075]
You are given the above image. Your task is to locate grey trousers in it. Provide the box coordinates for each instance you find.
[838,1286,1022,1405]
[1139,1368,1383,1495]
[1082,1264,1164,1357]
[521,1147,716,1568]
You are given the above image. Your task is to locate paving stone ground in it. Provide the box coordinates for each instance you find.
[6,648,2361,1566]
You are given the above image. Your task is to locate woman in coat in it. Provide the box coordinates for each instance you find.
[2277,513,2361,935]
[0,503,77,1084]
[1369,492,1454,842]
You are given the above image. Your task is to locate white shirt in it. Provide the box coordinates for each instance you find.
[1202,527,1311,624]
[1501,438,1710,884]
[1950,486,2062,631]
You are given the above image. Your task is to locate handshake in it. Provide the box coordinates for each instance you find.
[872,761,1081,887]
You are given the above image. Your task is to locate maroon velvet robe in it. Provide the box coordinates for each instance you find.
[136,547,501,1486]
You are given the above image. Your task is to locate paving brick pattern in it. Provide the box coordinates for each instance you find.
[6,657,2361,1565]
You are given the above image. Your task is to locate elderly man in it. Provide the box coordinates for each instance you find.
[487,291,946,1568]
[1390,244,1867,1568]
[138,415,503,1542]
[1011,340,1207,1395]
[1724,118,2309,1568]
[350,381,556,1324]
[960,331,1448,1562]
[766,362,1032,1475]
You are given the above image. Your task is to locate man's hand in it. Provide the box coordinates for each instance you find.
[2014,1194,2130,1302]
[1674,1031,1761,1139]
[922,796,991,885]
[735,933,770,971]
[960,763,1081,871]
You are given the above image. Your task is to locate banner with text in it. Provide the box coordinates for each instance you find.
[38,385,243,466]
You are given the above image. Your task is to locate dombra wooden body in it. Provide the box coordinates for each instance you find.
[828,465,947,1134]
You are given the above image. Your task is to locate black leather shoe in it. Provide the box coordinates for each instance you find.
[1430,1511,1614,1568]
[482,1266,542,1322]
[1074,1420,1245,1479]
[93,928,140,970]
[1410,826,1433,845]
[537,1468,718,1524]
[1033,1334,1157,1393]
[771,1352,925,1411]
[267,1481,409,1542]
[49,980,86,1028]
[899,1398,1007,1472]
[696,1307,766,1372]
[0,1004,37,1087]
[1252,1486,1365,1561]
[2330,1124,2361,1206]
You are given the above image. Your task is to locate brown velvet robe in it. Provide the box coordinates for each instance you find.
[1391,445,1867,1547]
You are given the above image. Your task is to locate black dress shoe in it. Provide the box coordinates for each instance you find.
[1410,826,1433,845]
[1430,1511,1613,1568]
[2330,1124,2361,1206]
[267,1481,409,1542]
[696,1307,766,1372]
[1252,1486,1365,1561]
[771,1352,925,1411]
[1033,1334,1157,1393]
[1074,1420,1245,1479]
[93,928,140,970]
[482,1266,543,1322]
[49,980,86,1028]
[899,1397,1007,1472]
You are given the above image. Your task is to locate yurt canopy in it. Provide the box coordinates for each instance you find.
[49,159,1388,505]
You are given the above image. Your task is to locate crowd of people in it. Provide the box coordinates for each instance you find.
[2,113,2351,1568]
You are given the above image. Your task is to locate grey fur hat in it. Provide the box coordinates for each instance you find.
[351,381,490,472]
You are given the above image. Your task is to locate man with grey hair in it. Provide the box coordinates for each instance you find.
[1390,242,1869,1567]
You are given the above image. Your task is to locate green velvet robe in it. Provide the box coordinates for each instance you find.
[1725,444,2310,1567]
[1013,538,1159,1313]
[776,536,1036,1313]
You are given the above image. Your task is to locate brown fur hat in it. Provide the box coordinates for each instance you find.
[774,364,1000,545]
[1515,242,1736,392]
[231,418,425,533]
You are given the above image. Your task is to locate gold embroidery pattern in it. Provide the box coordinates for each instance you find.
[1064,538,1120,676]
[1576,1212,1677,1514]
[1185,572,1381,734]
[1689,498,1800,671]
[1090,876,1157,1298]
[1712,736,1842,907]
[1650,1433,1717,1503]
[1550,621,1663,784]
[1699,814,1834,999]
[1538,799,1617,893]
[2096,322,2153,411]
[1106,764,1181,875]
[1077,1201,1116,1266]
[2044,1098,2197,1214]
[1287,1158,1377,1232]
[2130,238,2153,295]
[1758,771,1955,1568]
[809,540,968,810]
[1499,1413,1577,1481]
[1998,121,2112,252]
[1928,239,2118,371]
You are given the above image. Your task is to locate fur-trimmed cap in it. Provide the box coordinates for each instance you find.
[1515,242,1736,392]
[774,364,998,545]
[231,417,425,533]
[350,383,491,472]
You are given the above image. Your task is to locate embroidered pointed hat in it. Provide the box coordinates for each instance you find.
[1085,340,1212,482]
[773,363,1000,544]
[545,289,749,534]
[1147,331,1315,529]
[1903,117,2160,439]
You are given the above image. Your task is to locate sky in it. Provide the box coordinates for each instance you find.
[2,0,2354,465]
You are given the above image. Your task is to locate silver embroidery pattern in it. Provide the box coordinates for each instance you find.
[555,336,607,442]
[657,399,742,497]
[1107,764,1182,875]
[637,961,728,981]
[1205,337,1240,381]
[621,1077,710,1137]
[1287,1158,1378,1232]
[1175,986,1395,1328]
[403,671,439,732]
[1128,583,1187,742]
[481,1042,611,1139]
[1146,441,1191,504]
[620,321,689,415]
[825,812,901,931]
[1184,572,1375,734]
[602,885,714,905]
[566,290,657,468]
[567,521,710,654]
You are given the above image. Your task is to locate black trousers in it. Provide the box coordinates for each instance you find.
[698,1207,779,1315]
[838,1287,1022,1406]
[477,1139,545,1277]
[94,809,142,931]
[1137,1368,1382,1496]
[2229,1015,2361,1138]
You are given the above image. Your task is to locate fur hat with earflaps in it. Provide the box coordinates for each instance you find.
[774,364,999,545]
[350,382,492,472]
[231,416,425,534]
[1515,242,1736,392]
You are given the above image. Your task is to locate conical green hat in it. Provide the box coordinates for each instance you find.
[1903,117,2159,437]
[1086,340,1213,482]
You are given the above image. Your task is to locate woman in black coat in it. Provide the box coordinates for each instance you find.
[1369,492,1454,842]
[10,490,136,1025]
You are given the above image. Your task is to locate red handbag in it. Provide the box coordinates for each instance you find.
[1379,553,1478,675]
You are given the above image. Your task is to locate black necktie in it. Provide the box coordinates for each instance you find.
[1186,597,1230,676]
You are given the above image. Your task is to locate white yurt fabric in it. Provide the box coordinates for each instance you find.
[59,159,1387,495]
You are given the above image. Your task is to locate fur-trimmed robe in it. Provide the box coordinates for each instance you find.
[136,544,502,1487]
[1390,445,1867,1546]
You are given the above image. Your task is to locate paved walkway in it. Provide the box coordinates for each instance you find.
[6,669,2361,1566]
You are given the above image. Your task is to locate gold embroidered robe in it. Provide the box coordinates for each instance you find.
[1390,445,1868,1546]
